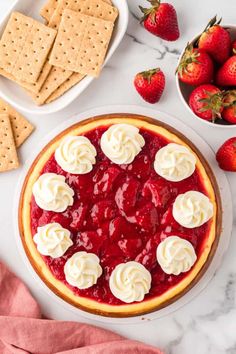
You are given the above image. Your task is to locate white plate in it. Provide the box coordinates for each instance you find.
[0,0,128,115]
[14,105,233,324]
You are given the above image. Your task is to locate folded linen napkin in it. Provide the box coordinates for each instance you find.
[0,261,164,354]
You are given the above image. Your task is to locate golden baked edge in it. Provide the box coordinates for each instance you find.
[18,114,222,317]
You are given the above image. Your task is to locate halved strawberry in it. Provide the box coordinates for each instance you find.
[160,206,179,229]
[118,238,143,259]
[130,202,159,234]
[76,230,106,254]
[67,174,93,200]
[93,166,121,195]
[142,178,171,208]
[109,216,137,241]
[120,154,151,181]
[69,202,88,230]
[38,211,54,226]
[115,176,140,213]
[135,233,161,271]
[91,200,117,226]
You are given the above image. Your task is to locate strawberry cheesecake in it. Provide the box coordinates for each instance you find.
[19,114,221,317]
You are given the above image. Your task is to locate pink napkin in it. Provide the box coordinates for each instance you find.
[0,262,164,354]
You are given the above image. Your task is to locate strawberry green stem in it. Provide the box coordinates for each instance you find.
[139,0,161,23]
[139,68,160,83]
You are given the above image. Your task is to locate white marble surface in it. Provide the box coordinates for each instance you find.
[0,0,236,353]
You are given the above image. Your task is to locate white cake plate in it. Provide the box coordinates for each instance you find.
[14,105,233,324]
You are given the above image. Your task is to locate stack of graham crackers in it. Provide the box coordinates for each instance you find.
[0,0,118,106]
[0,98,34,172]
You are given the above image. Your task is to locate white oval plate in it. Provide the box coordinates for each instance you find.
[14,105,233,324]
[0,0,129,115]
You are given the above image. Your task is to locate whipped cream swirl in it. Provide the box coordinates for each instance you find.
[55,135,97,174]
[32,173,74,212]
[33,223,73,258]
[101,124,145,164]
[64,251,102,289]
[156,236,197,275]
[109,261,151,303]
[154,143,197,182]
[173,191,214,228]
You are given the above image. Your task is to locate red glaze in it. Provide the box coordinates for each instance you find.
[30,126,211,305]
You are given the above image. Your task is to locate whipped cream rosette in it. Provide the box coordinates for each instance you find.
[101,124,145,164]
[109,261,151,303]
[64,252,102,289]
[173,191,214,228]
[157,236,197,275]
[154,143,196,182]
[55,135,97,174]
[34,223,73,258]
[32,173,74,212]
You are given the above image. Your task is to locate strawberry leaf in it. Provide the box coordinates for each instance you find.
[198,90,224,121]
[139,0,160,23]
[139,68,160,84]
[176,44,200,76]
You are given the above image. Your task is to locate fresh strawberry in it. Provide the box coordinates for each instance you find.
[189,84,224,122]
[139,0,179,41]
[216,56,236,86]
[134,68,165,104]
[232,40,236,55]
[177,44,213,86]
[216,137,236,171]
[198,16,231,64]
[222,90,236,124]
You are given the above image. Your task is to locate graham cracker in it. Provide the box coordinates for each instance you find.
[48,0,118,30]
[0,12,57,84]
[40,0,59,23]
[46,72,85,103]
[27,66,72,105]
[0,113,19,172]
[49,10,114,76]
[0,98,34,147]
[40,0,112,24]
[0,60,52,94]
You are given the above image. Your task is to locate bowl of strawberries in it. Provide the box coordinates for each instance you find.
[176,16,236,127]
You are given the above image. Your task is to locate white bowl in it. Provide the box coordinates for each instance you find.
[0,0,128,115]
[176,24,236,128]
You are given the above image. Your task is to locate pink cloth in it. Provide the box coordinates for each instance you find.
[0,262,164,354]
